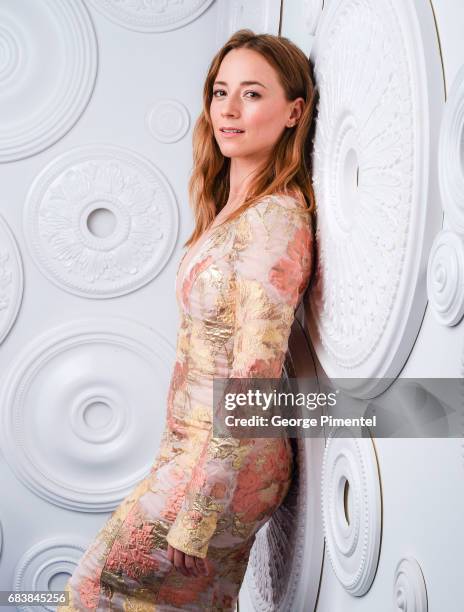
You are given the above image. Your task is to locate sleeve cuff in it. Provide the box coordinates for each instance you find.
[166,505,218,559]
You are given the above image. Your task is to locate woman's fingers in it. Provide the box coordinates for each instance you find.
[184,554,199,577]
[167,544,210,578]
[173,548,189,577]
[194,556,209,576]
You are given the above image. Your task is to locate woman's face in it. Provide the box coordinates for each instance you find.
[210,48,303,165]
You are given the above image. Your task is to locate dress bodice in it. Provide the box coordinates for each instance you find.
[173,193,313,380]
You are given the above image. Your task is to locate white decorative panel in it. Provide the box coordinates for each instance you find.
[321,427,381,596]
[0,317,175,512]
[146,99,191,144]
[306,0,444,397]
[216,0,281,45]
[427,229,464,326]
[0,0,97,162]
[24,145,179,298]
[85,0,215,32]
[439,64,464,234]
[393,557,428,611]
[14,537,89,609]
[0,213,23,344]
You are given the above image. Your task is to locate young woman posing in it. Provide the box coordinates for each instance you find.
[59,28,317,611]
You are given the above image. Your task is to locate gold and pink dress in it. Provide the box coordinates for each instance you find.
[58,193,313,611]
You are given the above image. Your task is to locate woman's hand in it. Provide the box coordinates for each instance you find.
[166,543,210,578]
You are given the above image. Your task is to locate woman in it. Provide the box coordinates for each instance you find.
[59,28,317,611]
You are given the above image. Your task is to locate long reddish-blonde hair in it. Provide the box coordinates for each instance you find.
[184,28,318,248]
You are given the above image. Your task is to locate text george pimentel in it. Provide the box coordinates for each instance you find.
[224,414,377,428]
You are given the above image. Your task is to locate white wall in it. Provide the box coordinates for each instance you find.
[0,0,222,596]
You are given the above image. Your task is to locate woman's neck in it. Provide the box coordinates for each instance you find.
[228,157,265,204]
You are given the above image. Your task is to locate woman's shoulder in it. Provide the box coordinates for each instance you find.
[232,191,313,271]
[249,190,308,212]
[245,191,311,227]
[272,189,307,208]
[231,192,311,255]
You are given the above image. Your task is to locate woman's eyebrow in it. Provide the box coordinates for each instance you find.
[213,80,267,88]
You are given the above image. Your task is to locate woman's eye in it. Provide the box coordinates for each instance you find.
[212,90,260,98]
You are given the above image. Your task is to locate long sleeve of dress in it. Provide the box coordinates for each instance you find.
[166,196,313,558]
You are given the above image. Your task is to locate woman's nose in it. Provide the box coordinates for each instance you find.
[221,95,240,116]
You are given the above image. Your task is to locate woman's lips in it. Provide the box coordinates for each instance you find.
[219,129,245,138]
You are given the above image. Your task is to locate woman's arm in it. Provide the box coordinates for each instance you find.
[166,195,313,559]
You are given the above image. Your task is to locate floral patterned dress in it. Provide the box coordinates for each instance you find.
[58,193,313,611]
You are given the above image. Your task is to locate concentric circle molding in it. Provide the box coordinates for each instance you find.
[427,230,464,326]
[24,144,179,298]
[146,99,190,144]
[393,557,428,611]
[0,0,97,162]
[85,0,214,32]
[14,537,88,607]
[306,0,442,394]
[0,317,175,511]
[321,427,382,595]
[0,212,23,344]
